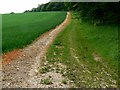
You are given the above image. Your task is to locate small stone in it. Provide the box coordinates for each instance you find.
[7,83,10,86]
[35,69,38,73]
[17,68,19,70]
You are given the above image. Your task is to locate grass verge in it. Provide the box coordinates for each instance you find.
[45,12,118,88]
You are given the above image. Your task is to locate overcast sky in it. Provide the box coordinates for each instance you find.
[0,0,50,14]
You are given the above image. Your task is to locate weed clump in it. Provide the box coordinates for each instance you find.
[40,78,53,85]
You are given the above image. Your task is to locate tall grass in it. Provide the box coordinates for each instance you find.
[78,21,118,71]
[45,12,118,87]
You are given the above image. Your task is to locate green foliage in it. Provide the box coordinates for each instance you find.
[40,3,48,11]
[28,2,65,12]
[46,2,65,11]
[40,78,53,85]
[10,12,15,14]
[45,12,118,87]
[39,66,50,74]
[61,79,67,84]
[2,12,67,53]
[64,2,120,24]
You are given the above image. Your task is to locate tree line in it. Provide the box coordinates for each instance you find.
[24,2,65,12]
[24,2,119,24]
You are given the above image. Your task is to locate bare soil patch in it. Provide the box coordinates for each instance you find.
[2,50,22,65]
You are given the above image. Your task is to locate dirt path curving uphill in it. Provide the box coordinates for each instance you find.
[2,12,71,88]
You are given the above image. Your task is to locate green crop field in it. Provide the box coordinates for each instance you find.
[43,12,118,87]
[2,12,67,53]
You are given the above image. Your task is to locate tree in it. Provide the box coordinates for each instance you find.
[10,12,15,14]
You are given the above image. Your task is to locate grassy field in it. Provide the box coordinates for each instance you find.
[43,12,118,88]
[2,12,67,53]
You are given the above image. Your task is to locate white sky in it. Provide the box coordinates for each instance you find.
[0,0,50,14]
